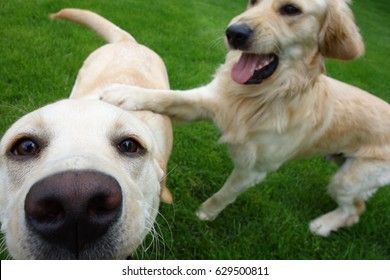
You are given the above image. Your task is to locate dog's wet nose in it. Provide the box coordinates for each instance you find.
[226,24,253,50]
[24,171,122,256]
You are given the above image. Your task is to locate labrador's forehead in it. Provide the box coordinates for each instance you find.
[42,99,129,121]
[2,99,152,146]
[39,99,144,128]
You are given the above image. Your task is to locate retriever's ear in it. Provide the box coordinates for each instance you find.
[319,0,364,60]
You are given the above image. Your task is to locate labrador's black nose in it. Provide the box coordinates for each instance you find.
[24,171,122,255]
[226,24,253,50]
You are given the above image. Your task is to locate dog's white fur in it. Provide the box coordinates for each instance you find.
[0,8,172,259]
[102,0,390,236]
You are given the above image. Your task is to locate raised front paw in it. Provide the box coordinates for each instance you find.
[100,84,143,110]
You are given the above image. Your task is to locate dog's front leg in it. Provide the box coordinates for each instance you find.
[101,84,216,122]
[196,168,267,221]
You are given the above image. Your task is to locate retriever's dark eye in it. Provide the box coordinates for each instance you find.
[117,138,144,155]
[280,4,302,16]
[250,0,257,5]
[10,138,40,157]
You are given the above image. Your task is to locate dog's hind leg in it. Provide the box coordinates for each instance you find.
[196,168,267,221]
[310,158,390,236]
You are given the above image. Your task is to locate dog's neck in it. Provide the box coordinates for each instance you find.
[216,50,326,144]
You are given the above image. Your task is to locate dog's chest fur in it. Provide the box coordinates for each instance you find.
[213,75,330,170]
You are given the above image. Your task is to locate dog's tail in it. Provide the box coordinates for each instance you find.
[50,8,136,43]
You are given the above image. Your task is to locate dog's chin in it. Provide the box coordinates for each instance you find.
[29,244,120,260]
[24,232,131,260]
[231,52,279,85]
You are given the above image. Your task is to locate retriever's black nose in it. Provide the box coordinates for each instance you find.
[226,24,253,50]
[24,171,122,255]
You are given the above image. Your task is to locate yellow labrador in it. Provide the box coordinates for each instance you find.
[0,8,173,259]
[101,0,390,237]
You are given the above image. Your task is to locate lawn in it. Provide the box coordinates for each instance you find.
[1,0,389,259]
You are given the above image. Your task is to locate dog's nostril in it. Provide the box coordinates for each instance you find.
[87,192,122,218]
[226,24,253,50]
[24,171,123,256]
[25,198,65,224]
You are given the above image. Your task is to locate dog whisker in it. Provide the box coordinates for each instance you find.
[160,163,180,183]
[133,222,160,259]
[131,206,174,260]
[0,236,11,259]
[153,210,175,259]
[208,35,226,51]
[0,101,30,115]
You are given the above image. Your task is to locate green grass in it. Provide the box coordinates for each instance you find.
[1,0,389,260]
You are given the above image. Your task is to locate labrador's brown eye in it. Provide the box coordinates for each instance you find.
[117,138,144,155]
[10,138,40,156]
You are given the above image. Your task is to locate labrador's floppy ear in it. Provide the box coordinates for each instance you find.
[160,180,173,204]
[155,157,173,204]
[319,0,364,60]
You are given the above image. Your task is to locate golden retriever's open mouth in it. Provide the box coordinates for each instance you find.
[232,53,279,85]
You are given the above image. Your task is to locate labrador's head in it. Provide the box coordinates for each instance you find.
[0,99,166,259]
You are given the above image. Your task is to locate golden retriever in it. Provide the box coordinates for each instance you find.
[101,0,390,237]
[0,8,172,259]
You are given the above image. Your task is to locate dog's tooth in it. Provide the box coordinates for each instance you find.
[255,55,273,71]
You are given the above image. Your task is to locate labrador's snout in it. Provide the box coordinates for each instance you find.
[226,24,253,50]
[24,171,122,255]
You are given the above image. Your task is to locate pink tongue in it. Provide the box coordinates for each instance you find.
[231,53,271,84]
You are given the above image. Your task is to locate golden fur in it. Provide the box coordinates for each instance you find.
[102,0,390,236]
